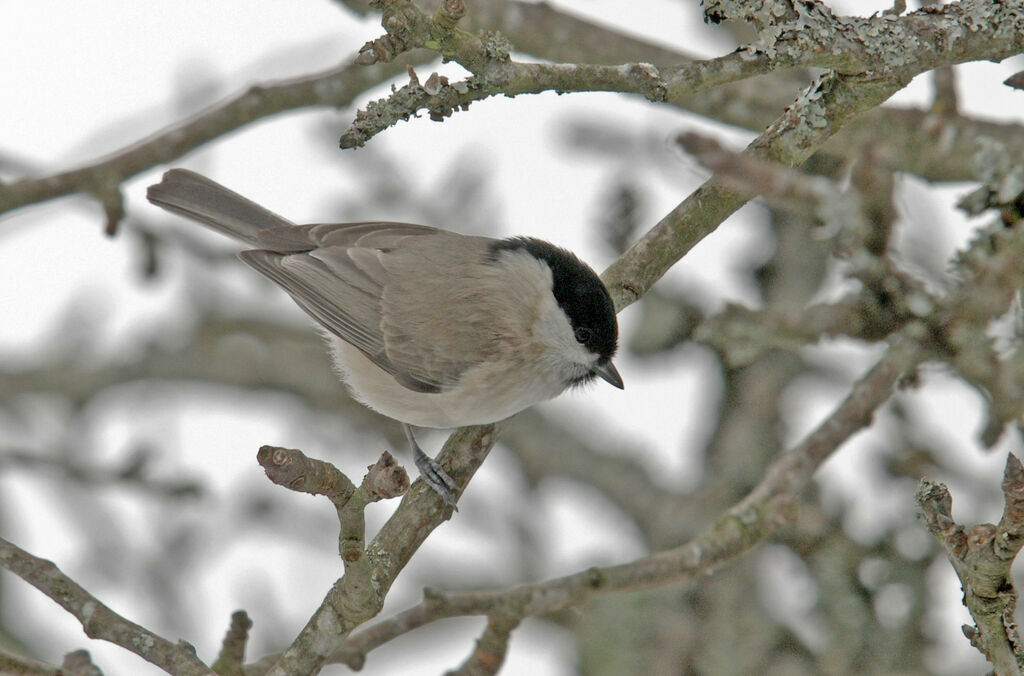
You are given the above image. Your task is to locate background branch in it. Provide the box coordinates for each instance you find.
[917,455,1024,674]
[2,0,1021,225]
[0,538,214,675]
[0,57,420,220]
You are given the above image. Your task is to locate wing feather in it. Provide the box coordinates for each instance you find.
[239,250,388,366]
[238,222,504,394]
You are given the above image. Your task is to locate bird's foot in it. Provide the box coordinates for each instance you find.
[404,424,459,511]
[414,448,459,510]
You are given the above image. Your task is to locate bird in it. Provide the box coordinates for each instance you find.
[147,169,622,508]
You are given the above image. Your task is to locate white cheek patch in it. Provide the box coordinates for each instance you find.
[533,294,599,373]
[494,249,597,368]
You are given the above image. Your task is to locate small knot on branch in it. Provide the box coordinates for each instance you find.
[355,33,408,66]
[915,479,969,557]
[257,445,356,506]
[61,650,100,676]
[362,451,410,501]
[88,178,125,236]
[481,31,512,62]
[354,3,429,65]
[433,0,466,30]
[995,453,1024,560]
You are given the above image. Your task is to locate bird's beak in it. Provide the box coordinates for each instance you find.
[594,361,624,389]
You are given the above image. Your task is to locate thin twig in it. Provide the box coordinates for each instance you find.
[447,614,520,676]
[211,610,252,676]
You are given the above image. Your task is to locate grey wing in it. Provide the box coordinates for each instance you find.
[239,248,398,382]
[239,222,485,393]
[375,234,512,391]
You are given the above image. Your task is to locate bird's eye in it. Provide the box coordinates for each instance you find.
[574,327,593,344]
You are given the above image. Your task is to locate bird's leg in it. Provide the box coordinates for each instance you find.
[403,423,459,510]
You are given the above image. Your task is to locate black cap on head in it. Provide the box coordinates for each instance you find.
[490,237,618,367]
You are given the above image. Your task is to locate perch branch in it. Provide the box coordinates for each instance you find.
[331,337,919,668]
[246,426,500,675]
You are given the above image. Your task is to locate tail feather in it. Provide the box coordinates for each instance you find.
[146,169,293,246]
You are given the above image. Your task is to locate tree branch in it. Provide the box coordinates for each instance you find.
[448,614,519,676]
[259,425,497,675]
[460,0,1024,183]
[211,611,252,676]
[338,60,667,148]
[2,0,1021,224]
[0,648,61,676]
[341,0,1024,151]
[0,56,421,221]
[917,454,1024,674]
[0,537,214,675]
[327,196,1024,661]
[325,335,919,667]
[602,68,902,312]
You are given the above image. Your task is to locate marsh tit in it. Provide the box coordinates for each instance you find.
[147,169,623,508]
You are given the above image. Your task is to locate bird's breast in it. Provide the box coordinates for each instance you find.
[328,338,568,428]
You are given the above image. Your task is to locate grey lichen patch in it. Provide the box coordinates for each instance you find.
[481,30,512,62]
[799,80,831,129]
[709,0,1024,80]
[131,631,156,654]
[340,73,476,148]
[957,136,1024,219]
[702,0,798,31]
[784,73,834,140]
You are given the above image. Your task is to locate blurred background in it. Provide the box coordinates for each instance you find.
[2,1,1022,673]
